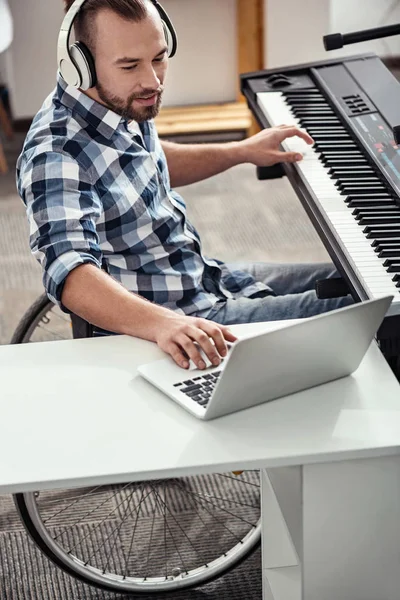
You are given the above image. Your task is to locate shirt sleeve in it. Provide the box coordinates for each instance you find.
[18,150,103,311]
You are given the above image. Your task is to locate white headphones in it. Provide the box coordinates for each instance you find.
[58,0,178,90]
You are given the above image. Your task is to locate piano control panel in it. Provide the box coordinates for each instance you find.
[352,113,400,197]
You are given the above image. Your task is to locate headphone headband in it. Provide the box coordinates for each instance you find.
[58,0,177,90]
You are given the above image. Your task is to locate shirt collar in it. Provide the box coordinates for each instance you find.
[56,72,129,140]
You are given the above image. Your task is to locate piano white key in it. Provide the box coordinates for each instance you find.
[257,92,311,154]
[327,216,399,296]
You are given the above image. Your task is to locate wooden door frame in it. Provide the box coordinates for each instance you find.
[237,0,265,102]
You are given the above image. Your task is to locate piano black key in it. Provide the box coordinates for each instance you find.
[299,115,339,120]
[340,187,387,195]
[365,228,400,239]
[311,135,352,142]
[345,193,392,201]
[284,93,325,99]
[372,237,400,246]
[349,199,398,208]
[284,93,325,98]
[314,139,358,142]
[292,106,334,111]
[329,166,375,173]
[308,129,347,135]
[321,151,361,157]
[293,109,335,114]
[321,155,364,163]
[336,178,381,187]
[375,240,400,248]
[317,146,358,153]
[354,211,400,221]
[284,99,328,106]
[339,185,384,193]
[352,207,398,216]
[384,257,400,266]
[331,171,376,179]
[378,249,400,259]
[300,120,341,127]
[326,160,368,167]
[359,216,400,226]
[386,263,400,273]
[294,111,336,118]
[353,209,400,218]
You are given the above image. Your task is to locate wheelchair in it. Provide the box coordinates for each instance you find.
[10,293,261,595]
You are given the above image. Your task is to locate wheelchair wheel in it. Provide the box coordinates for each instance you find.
[11,296,261,594]
[10,293,73,343]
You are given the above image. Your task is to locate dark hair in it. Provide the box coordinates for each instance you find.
[63,0,150,51]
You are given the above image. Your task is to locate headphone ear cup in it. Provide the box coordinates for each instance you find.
[161,20,173,57]
[70,42,97,90]
[153,1,177,58]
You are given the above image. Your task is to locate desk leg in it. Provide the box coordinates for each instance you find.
[261,456,400,600]
[261,467,303,600]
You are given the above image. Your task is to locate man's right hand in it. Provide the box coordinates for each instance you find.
[155,313,237,370]
[61,264,236,369]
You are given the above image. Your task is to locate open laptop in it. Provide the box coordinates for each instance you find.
[138,296,392,420]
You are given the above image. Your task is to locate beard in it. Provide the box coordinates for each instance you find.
[96,82,163,122]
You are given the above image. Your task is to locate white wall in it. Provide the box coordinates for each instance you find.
[5,0,63,119]
[264,0,400,71]
[0,52,8,82]
[4,0,237,119]
[161,0,237,107]
[264,0,331,69]
[329,0,400,58]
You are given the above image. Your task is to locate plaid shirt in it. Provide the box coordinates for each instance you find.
[17,75,271,315]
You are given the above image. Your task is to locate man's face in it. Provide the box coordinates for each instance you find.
[90,7,168,122]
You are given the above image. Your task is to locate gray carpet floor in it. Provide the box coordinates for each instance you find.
[0,131,328,599]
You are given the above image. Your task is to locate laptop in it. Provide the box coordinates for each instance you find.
[138,296,392,420]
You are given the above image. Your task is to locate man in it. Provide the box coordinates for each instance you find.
[17,0,350,370]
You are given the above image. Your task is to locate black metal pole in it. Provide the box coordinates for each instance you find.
[324,23,400,51]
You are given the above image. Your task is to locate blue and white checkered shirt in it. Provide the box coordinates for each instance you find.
[17,75,271,315]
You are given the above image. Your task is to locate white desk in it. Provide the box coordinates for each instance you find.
[1,322,400,600]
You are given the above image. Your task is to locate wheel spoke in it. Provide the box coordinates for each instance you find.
[123,486,146,579]
[53,482,133,543]
[175,481,247,545]
[150,483,208,568]
[181,481,258,527]
[44,484,128,527]
[192,490,259,510]
[82,488,138,567]
[144,488,158,579]
[163,483,168,580]
[35,322,68,340]
[152,484,189,576]
[102,487,138,574]
[171,480,227,560]
[215,473,260,488]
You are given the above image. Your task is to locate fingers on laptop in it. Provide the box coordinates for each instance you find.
[173,320,237,370]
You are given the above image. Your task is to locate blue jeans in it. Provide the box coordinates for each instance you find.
[198,262,353,325]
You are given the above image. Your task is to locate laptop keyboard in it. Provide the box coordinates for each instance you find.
[173,371,222,408]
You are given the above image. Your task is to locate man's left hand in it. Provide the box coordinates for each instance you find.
[236,125,314,167]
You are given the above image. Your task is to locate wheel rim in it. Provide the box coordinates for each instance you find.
[18,300,72,343]
[21,472,261,593]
